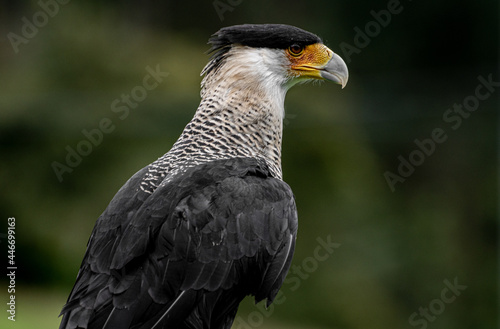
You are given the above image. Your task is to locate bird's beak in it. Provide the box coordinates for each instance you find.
[290,44,349,89]
[319,52,349,89]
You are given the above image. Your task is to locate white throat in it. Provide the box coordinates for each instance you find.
[201,46,292,121]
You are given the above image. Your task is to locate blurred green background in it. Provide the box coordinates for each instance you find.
[0,0,497,328]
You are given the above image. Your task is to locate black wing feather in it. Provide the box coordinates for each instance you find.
[60,158,297,329]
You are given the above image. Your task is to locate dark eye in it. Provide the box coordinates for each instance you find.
[288,44,304,56]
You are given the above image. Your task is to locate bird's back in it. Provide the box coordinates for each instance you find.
[60,157,297,329]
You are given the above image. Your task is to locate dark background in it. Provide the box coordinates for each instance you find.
[0,0,497,328]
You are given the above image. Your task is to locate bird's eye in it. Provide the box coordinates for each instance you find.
[288,44,304,56]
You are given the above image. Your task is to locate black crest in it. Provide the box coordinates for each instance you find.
[208,24,322,52]
[203,24,322,77]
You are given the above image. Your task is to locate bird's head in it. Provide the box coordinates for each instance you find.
[201,24,349,94]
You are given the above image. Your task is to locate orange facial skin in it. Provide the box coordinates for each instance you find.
[286,43,334,80]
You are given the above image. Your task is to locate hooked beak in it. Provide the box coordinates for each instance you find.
[319,52,349,89]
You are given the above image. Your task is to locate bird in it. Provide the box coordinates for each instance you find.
[59,23,348,329]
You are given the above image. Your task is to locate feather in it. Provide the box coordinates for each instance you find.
[60,158,297,328]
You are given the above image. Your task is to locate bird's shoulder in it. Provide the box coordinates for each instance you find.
[136,157,298,301]
[112,157,297,266]
[62,158,297,324]
[82,157,296,277]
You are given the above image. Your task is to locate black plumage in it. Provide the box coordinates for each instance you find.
[208,24,322,51]
[60,158,297,328]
